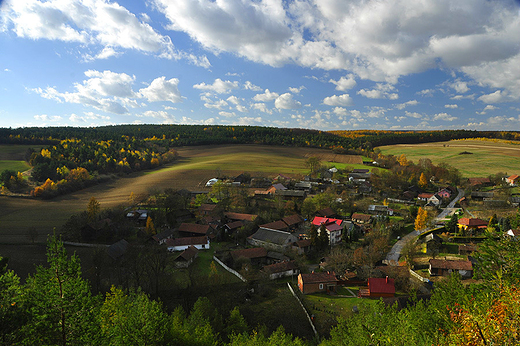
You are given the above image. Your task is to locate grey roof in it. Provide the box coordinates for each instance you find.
[107,239,129,260]
[250,228,295,246]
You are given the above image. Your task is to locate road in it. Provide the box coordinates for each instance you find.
[385,188,464,265]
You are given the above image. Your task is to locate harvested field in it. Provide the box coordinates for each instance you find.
[0,144,357,243]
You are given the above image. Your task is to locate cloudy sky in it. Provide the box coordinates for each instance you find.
[1,0,520,131]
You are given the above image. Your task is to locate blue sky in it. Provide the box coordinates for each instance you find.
[1,0,520,131]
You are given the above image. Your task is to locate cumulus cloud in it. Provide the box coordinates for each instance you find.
[445,104,458,109]
[244,81,262,91]
[433,112,457,121]
[289,86,305,94]
[33,70,182,114]
[252,102,272,114]
[275,93,302,109]
[357,83,398,100]
[193,78,239,94]
[323,94,353,106]
[329,74,356,91]
[3,0,209,66]
[449,80,470,93]
[138,77,182,103]
[478,90,508,104]
[395,100,418,110]
[34,114,62,122]
[253,89,279,102]
[477,105,498,115]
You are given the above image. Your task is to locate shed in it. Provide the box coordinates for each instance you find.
[298,272,338,294]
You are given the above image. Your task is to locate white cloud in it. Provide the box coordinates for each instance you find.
[477,105,498,115]
[417,89,434,97]
[449,80,470,93]
[275,93,302,109]
[478,90,507,104]
[445,104,458,109]
[433,112,457,121]
[3,0,209,65]
[201,96,228,110]
[226,95,240,105]
[395,100,418,110]
[289,86,305,94]
[219,111,236,118]
[329,74,356,91]
[323,94,353,106]
[252,102,272,114]
[4,68,10,72]
[138,77,182,103]
[34,114,62,122]
[193,78,239,94]
[253,89,279,102]
[357,83,398,100]
[244,81,262,91]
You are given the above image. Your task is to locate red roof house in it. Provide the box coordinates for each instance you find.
[359,277,395,297]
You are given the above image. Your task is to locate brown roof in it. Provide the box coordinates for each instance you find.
[283,214,304,226]
[175,246,199,261]
[300,272,338,284]
[260,220,289,231]
[468,177,491,186]
[231,247,268,261]
[199,204,217,212]
[263,260,298,274]
[508,175,520,181]
[458,217,488,227]
[418,193,434,199]
[225,221,244,230]
[224,212,258,222]
[166,236,208,247]
[429,259,473,271]
[351,213,371,222]
[179,223,210,235]
[458,244,477,252]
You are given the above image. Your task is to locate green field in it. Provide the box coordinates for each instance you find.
[378,139,520,177]
[0,160,30,173]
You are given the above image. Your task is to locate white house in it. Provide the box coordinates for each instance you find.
[166,236,210,252]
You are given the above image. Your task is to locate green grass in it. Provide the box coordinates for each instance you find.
[377,139,520,177]
[0,160,30,173]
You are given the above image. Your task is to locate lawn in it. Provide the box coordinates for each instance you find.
[377,139,520,177]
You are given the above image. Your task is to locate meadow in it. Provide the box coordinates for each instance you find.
[377,139,520,177]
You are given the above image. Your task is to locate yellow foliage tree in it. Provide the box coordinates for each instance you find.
[414,207,428,231]
[398,154,408,166]
[419,172,428,188]
[87,196,100,221]
[145,216,155,235]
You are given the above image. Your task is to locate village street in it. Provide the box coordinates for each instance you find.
[385,188,465,265]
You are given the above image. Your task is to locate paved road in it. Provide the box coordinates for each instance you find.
[385,188,464,265]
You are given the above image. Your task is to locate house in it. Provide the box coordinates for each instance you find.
[429,259,473,278]
[437,188,452,199]
[351,213,371,224]
[352,169,370,174]
[418,193,434,201]
[349,172,371,182]
[471,191,494,200]
[359,277,395,298]
[467,177,491,188]
[224,220,244,234]
[457,217,488,233]
[230,247,268,266]
[458,244,477,255]
[126,209,149,222]
[311,216,345,245]
[263,260,299,280]
[260,220,290,232]
[277,190,307,198]
[178,223,211,237]
[248,228,298,252]
[267,251,290,263]
[198,203,217,216]
[506,175,520,186]
[166,236,210,252]
[427,194,442,206]
[173,246,198,268]
[205,178,219,187]
[294,181,312,191]
[282,214,304,231]
[368,205,394,216]
[107,239,129,261]
[224,212,258,222]
[152,229,175,245]
[298,272,338,294]
[267,183,287,195]
[292,239,311,255]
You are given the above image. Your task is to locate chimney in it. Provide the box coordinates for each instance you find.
[386,276,388,283]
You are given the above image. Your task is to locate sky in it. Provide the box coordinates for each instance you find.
[1,0,520,131]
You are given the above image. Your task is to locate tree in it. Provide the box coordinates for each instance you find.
[419,172,428,188]
[414,207,428,231]
[87,196,100,221]
[21,235,99,345]
[398,154,408,166]
[401,238,418,269]
[225,307,248,338]
[446,213,458,233]
[0,258,23,344]
[308,224,319,247]
[305,156,321,177]
[318,224,329,250]
[145,216,156,235]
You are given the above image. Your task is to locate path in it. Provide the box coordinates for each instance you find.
[385,188,465,265]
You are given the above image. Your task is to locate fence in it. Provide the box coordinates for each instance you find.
[212,255,246,282]
[286,282,319,340]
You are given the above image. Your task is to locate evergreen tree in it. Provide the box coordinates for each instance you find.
[446,213,458,233]
[318,224,330,250]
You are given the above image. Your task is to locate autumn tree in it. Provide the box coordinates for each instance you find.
[414,207,428,231]
[145,216,156,235]
[87,196,100,221]
[305,156,321,177]
[419,172,428,188]
[398,154,408,166]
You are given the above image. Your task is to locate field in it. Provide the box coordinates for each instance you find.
[0,144,363,243]
[0,144,36,173]
[377,139,520,177]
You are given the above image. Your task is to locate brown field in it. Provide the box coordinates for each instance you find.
[0,144,346,243]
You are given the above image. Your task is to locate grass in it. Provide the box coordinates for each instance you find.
[377,139,520,177]
[0,160,30,173]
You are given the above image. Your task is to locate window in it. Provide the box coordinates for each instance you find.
[319,283,324,290]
